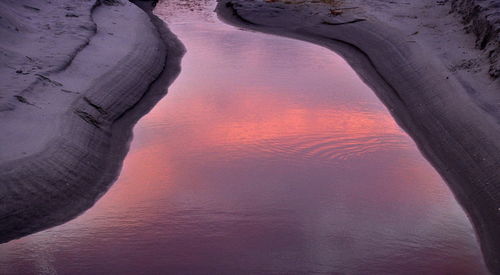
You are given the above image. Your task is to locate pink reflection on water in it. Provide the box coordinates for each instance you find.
[0,1,488,274]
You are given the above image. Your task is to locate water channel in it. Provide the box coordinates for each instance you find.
[0,0,488,274]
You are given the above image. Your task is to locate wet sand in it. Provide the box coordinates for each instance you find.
[0,1,488,272]
[216,0,500,272]
[0,0,184,243]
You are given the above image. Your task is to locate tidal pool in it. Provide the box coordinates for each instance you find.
[0,0,488,274]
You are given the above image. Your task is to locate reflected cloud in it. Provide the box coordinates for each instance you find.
[0,1,487,274]
[141,87,409,163]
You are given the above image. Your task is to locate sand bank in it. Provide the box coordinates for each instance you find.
[216,0,499,272]
[0,0,184,242]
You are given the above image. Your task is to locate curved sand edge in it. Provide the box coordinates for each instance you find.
[0,1,185,242]
[216,1,500,273]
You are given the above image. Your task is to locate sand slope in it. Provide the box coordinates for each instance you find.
[216,0,500,273]
[450,0,500,78]
[0,0,184,242]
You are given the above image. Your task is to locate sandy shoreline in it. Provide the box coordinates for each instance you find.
[216,0,499,273]
[0,0,184,243]
[1,0,498,272]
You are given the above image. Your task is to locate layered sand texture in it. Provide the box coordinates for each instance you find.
[0,0,184,242]
[216,0,500,272]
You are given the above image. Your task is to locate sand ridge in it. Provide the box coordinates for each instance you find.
[216,0,500,273]
[0,0,184,243]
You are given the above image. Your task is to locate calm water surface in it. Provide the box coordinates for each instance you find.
[0,0,488,274]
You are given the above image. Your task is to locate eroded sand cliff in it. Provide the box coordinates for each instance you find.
[0,0,184,242]
[216,0,499,272]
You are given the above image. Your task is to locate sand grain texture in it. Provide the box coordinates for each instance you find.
[0,0,184,242]
[216,0,500,273]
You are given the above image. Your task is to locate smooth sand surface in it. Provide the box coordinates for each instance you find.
[0,0,184,243]
[216,0,500,273]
